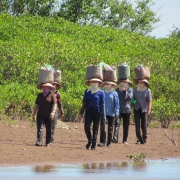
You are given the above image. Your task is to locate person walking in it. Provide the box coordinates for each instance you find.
[32,83,57,147]
[112,79,133,144]
[50,82,64,143]
[133,79,152,144]
[98,81,119,148]
[78,78,106,150]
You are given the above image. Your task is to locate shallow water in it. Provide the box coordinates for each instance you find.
[0,159,180,180]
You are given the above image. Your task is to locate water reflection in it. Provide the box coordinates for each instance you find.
[0,159,180,180]
[33,165,56,173]
[82,161,138,171]
[132,161,147,171]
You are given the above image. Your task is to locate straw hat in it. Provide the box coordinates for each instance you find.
[53,81,61,90]
[36,83,55,90]
[118,79,132,86]
[134,79,150,88]
[103,81,117,87]
[85,78,103,86]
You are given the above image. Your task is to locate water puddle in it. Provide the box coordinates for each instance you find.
[0,159,180,180]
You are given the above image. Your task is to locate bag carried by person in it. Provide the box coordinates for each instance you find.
[38,68,54,84]
[134,65,150,80]
[118,63,130,80]
[86,65,103,80]
[103,67,117,82]
[54,70,62,83]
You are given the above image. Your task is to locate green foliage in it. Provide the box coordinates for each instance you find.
[177,121,180,130]
[58,0,160,35]
[0,0,56,16]
[168,26,180,39]
[0,14,180,121]
[126,153,146,162]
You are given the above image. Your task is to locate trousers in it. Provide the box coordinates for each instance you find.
[84,108,101,148]
[134,108,147,144]
[113,113,130,142]
[36,115,52,145]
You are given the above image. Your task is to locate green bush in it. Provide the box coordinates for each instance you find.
[0,14,180,122]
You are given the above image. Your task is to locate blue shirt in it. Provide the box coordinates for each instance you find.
[104,91,119,117]
[115,87,133,113]
[83,89,105,114]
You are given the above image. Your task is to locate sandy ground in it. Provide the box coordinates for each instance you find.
[0,119,180,166]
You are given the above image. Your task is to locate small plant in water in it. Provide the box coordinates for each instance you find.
[126,153,146,162]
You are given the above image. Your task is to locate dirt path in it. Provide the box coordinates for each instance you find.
[0,120,180,166]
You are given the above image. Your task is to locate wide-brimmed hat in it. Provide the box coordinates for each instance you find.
[103,81,117,87]
[134,79,150,88]
[36,83,55,90]
[118,79,132,86]
[53,81,61,89]
[85,78,103,86]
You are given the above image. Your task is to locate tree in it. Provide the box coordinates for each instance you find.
[57,0,160,35]
[0,0,56,16]
[0,0,9,13]
[168,26,180,39]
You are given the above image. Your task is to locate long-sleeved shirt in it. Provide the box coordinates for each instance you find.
[115,87,133,113]
[35,92,57,118]
[104,91,119,117]
[54,91,64,114]
[133,88,152,112]
[83,89,105,114]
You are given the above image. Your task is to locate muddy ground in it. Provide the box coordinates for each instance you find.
[0,120,180,166]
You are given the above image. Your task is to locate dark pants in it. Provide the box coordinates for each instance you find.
[51,111,58,142]
[100,118,106,144]
[84,108,101,148]
[134,108,147,144]
[36,115,52,145]
[113,113,130,143]
[99,115,114,145]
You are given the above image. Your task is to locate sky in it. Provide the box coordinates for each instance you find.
[147,0,180,38]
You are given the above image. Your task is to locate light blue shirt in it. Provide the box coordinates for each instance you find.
[104,91,120,117]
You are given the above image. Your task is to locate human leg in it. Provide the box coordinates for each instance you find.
[98,117,106,147]
[51,111,58,143]
[84,110,93,149]
[134,109,144,144]
[91,109,101,150]
[140,111,147,143]
[107,116,114,147]
[122,113,130,143]
[45,117,52,146]
[112,115,121,143]
[36,116,45,146]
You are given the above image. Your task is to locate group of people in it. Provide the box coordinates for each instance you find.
[32,81,64,147]
[31,71,152,149]
[78,77,152,150]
